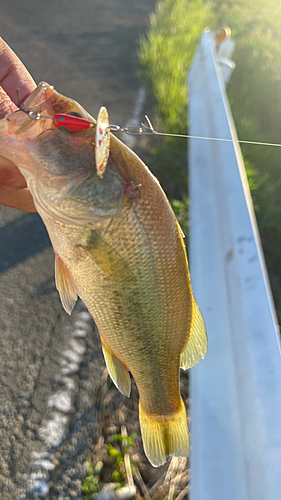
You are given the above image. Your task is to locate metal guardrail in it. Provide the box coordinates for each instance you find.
[188,29,281,500]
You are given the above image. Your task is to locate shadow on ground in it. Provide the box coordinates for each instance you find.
[0,213,51,274]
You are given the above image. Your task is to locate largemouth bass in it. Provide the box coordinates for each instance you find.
[0,83,207,466]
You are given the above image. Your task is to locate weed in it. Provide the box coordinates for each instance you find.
[107,433,136,484]
[83,458,103,499]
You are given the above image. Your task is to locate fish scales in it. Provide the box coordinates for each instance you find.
[0,83,207,467]
[46,188,187,414]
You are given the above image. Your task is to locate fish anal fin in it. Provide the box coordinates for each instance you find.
[81,231,135,283]
[101,340,131,397]
[55,254,78,315]
[139,398,190,467]
[180,297,207,370]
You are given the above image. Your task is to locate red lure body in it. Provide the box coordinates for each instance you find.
[53,114,92,131]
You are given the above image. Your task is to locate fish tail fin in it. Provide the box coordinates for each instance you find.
[139,398,190,467]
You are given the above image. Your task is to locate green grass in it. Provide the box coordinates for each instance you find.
[83,433,136,499]
[83,459,103,499]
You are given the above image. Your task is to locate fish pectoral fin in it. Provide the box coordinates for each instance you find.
[180,297,207,370]
[101,340,131,397]
[55,254,78,315]
[139,398,190,467]
[81,231,135,283]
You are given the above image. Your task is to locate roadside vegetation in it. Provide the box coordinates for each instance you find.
[139,0,281,320]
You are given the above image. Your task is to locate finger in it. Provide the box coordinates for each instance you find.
[0,38,36,106]
[0,157,27,190]
[0,87,17,118]
[0,188,36,213]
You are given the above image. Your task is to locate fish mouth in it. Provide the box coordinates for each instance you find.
[5,83,57,137]
[6,82,95,138]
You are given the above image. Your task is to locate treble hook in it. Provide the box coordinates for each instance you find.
[16,88,41,120]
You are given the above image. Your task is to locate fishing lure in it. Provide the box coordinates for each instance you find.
[16,89,281,181]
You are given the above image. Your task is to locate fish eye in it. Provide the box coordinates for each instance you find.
[67,111,83,118]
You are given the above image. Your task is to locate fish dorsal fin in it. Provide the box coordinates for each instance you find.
[101,339,131,397]
[180,297,207,370]
[176,218,186,239]
[55,254,78,315]
[81,231,135,283]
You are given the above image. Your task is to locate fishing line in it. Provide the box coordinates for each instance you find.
[148,132,281,148]
[121,115,281,149]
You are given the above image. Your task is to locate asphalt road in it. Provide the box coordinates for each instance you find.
[0,1,155,498]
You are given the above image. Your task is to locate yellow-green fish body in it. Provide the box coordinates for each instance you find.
[0,83,207,466]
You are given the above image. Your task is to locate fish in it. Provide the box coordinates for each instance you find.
[0,82,207,467]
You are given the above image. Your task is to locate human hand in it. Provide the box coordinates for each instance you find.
[0,38,37,212]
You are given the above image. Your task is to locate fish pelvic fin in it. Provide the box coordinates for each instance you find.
[101,340,131,397]
[55,254,78,315]
[180,296,207,370]
[139,398,190,467]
